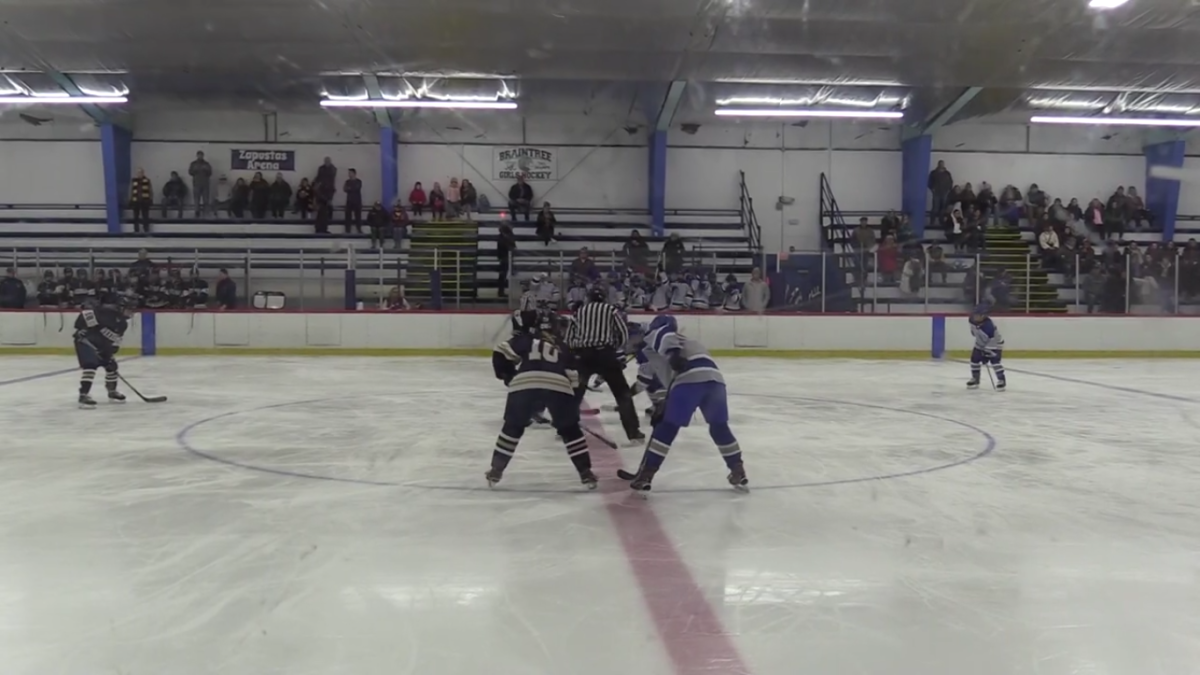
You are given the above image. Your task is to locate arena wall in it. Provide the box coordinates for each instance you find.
[0,310,1198,358]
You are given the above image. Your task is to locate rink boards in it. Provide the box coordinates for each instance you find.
[0,310,1197,358]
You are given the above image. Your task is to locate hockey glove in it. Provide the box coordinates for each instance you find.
[667,349,688,374]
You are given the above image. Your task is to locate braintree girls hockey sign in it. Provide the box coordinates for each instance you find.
[493,146,557,181]
[230,149,296,172]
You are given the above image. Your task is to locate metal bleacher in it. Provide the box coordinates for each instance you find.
[0,178,764,308]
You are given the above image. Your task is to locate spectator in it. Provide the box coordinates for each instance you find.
[946,208,965,250]
[1066,197,1084,224]
[391,201,410,249]
[386,285,411,311]
[230,178,250,219]
[188,151,212,217]
[0,268,26,308]
[1082,265,1106,313]
[663,232,686,274]
[36,270,57,307]
[314,179,334,234]
[896,213,914,243]
[1127,187,1151,230]
[161,171,187,219]
[1102,264,1127,313]
[570,248,599,282]
[409,182,427,217]
[536,203,557,245]
[497,220,516,294]
[1027,183,1048,220]
[295,178,313,219]
[743,267,770,314]
[188,269,209,308]
[460,179,478,219]
[249,171,270,219]
[1129,243,1159,304]
[429,182,446,222]
[508,175,534,222]
[1085,198,1105,237]
[142,269,169,309]
[927,160,953,218]
[212,174,231,216]
[958,183,977,213]
[1038,223,1062,271]
[623,229,651,273]
[928,243,949,284]
[1105,187,1128,239]
[988,269,1012,311]
[269,172,292,218]
[900,254,924,296]
[1182,240,1200,299]
[367,201,387,248]
[997,184,1024,226]
[962,263,980,304]
[129,168,153,234]
[129,249,154,278]
[854,217,876,251]
[315,157,337,197]
[880,211,898,241]
[447,177,461,218]
[215,268,237,310]
[975,181,997,220]
[344,168,363,233]
[877,235,899,284]
[1101,239,1123,270]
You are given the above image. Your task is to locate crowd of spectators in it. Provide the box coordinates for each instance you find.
[0,250,238,310]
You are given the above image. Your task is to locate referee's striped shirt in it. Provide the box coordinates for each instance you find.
[567,300,629,349]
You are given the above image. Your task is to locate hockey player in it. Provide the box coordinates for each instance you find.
[73,296,136,408]
[36,270,58,307]
[488,310,597,489]
[968,307,1006,390]
[626,314,747,493]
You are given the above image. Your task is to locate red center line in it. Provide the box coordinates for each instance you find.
[582,400,751,675]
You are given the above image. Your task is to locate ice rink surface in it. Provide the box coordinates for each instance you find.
[4,356,1200,675]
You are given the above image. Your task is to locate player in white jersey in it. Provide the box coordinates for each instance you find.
[968,306,1006,390]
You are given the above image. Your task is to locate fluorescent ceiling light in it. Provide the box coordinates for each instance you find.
[321,99,516,110]
[715,108,903,119]
[0,95,127,105]
[1030,115,1200,127]
[1088,0,1129,8]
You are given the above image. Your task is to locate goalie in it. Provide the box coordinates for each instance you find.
[73,296,135,408]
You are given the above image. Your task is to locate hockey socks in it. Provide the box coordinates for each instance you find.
[709,423,743,469]
[79,369,95,395]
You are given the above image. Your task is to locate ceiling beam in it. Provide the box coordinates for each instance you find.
[655,80,687,131]
[921,86,983,134]
[44,71,109,125]
[361,73,395,128]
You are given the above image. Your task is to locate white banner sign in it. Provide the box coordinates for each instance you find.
[493,146,557,181]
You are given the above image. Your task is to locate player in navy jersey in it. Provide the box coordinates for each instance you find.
[73,296,136,408]
[967,306,1006,390]
[489,310,597,489]
[625,314,747,493]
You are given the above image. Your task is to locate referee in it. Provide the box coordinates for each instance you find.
[566,287,644,443]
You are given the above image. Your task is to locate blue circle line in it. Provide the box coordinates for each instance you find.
[174,391,997,495]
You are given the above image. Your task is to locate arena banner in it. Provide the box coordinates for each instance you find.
[230,149,296,172]
[493,146,557,181]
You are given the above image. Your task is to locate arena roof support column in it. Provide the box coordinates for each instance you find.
[45,71,110,125]
[901,134,932,239]
[649,81,684,236]
[1144,138,1186,243]
[361,74,394,128]
[100,122,131,235]
[380,126,398,210]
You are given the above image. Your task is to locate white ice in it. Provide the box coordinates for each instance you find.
[3,356,1200,675]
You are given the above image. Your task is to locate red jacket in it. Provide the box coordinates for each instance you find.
[878,246,898,273]
[409,188,426,205]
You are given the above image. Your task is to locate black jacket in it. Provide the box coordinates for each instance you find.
[216,278,237,309]
[0,276,26,308]
[344,178,363,205]
[270,179,293,206]
[508,183,533,202]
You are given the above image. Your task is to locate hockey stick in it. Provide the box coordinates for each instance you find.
[584,426,618,450]
[983,362,997,390]
[116,373,168,403]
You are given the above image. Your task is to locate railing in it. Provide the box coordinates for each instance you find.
[737,171,763,252]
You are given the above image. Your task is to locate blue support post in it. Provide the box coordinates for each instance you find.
[380,126,398,208]
[343,269,357,310]
[648,131,667,237]
[1144,140,1186,243]
[140,311,156,356]
[931,314,946,359]
[901,134,933,239]
[101,123,132,235]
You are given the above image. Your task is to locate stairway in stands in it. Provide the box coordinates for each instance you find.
[981,224,1066,313]
[407,221,479,305]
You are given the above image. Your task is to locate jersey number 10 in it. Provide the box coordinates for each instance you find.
[527,339,560,363]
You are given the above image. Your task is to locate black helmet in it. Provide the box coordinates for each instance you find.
[587,286,607,303]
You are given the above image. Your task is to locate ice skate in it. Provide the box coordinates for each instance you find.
[628,465,657,495]
[727,463,749,493]
[78,394,97,409]
[579,469,598,490]
[107,390,126,403]
[485,467,504,488]
[996,380,1007,391]
[966,377,980,389]
[625,430,646,447]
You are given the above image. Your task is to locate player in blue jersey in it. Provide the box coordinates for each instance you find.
[967,306,1006,390]
[623,314,748,493]
[489,310,597,489]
